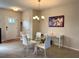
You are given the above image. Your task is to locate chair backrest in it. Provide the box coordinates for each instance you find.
[20,32,28,45]
[26,34,30,39]
[36,32,41,40]
[22,36,28,45]
[44,35,52,49]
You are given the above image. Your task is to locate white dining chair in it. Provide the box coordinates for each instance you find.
[20,32,37,54]
[20,32,28,50]
[35,34,52,56]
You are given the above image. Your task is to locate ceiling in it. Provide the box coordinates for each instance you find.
[0,0,78,11]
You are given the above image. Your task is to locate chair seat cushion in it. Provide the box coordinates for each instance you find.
[36,44,45,49]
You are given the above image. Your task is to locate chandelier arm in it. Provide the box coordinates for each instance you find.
[38,0,40,10]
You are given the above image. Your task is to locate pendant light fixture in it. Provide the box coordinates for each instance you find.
[33,0,45,21]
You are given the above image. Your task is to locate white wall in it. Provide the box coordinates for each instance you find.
[40,2,79,50]
[22,9,33,39]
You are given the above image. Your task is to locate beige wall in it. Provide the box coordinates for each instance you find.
[0,8,22,41]
[32,10,40,39]
[40,2,79,50]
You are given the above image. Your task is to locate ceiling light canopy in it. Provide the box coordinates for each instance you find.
[10,7,22,11]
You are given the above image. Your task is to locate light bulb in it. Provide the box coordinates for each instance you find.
[35,16,39,20]
[33,17,36,20]
[41,16,45,19]
[37,17,39,20]
[33,15,45,21]
[35,16,38,19]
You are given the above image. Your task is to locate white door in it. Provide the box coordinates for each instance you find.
[5,17,18,40]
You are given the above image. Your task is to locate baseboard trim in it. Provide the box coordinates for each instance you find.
[2,37,20,43]
[54,43,79,52]
[63,45,79,52]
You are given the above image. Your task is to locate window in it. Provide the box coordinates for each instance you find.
[8,18,16,24]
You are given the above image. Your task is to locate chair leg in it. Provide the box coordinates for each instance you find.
[44,49,46,57]
[27,46,29,52]
[33,46,37,55]
[23,46,26,57]
[23,45,29,57]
